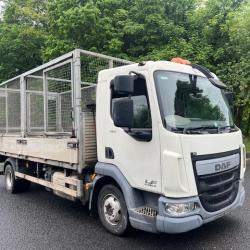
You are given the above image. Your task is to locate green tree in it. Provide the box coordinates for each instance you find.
[217,1,250,132]
[0,0,249,134]
[0,0,47,81]
[0,24,45,82]
[43,0,186,61]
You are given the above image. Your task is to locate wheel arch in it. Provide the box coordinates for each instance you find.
[89,163,144,212]
[89,175,119,213]
[4,157,17,174]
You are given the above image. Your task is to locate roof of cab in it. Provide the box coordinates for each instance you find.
[98,60,207,80]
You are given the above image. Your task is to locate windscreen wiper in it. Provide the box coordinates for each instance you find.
[218,126,238,133]
[170,126,236,134]
[168,127,185,134]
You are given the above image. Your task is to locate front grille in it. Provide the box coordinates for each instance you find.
[192,149,240,212]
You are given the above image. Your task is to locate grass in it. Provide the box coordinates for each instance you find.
[244,137,250,153]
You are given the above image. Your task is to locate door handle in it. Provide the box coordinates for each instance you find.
[105,147,114,159]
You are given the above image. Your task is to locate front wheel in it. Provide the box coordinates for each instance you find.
[97,184,129,236]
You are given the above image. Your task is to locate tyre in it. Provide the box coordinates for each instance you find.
[97,184,129,236]
[4,164,30,193]
[5,164,17,193]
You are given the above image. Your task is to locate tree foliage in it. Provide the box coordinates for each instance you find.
[0,0,249,133]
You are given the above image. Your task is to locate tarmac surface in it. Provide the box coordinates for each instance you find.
[0,162,249,250]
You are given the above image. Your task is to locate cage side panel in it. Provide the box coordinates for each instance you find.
[0,136,78,164]
[7,91,21,133]
[21,138,78,164]
[60,91,72,132]
[0,89,6,133]
[80,53,131,86]
[26,77,44,132]
[81,86,96,111]
[6,79,21,134]
[0,136,22,155]
[29,94,44,131]
[81,55,109,84]
[46,63,73,133]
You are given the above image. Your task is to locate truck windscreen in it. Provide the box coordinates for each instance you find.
[154,71,234,133]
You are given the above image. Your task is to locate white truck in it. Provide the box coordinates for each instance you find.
[0,49,246,235]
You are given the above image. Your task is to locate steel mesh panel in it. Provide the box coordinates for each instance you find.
[27,77,43,91]
[47,97,57,131]
[46,63,72,133]
[26,77,44,132]
[81,55,109,84]
[6,79,20,89]
[60,91,72,132]
[31,70,43,77]
[113,61,130,68]
[0,89,6,133]
[47,63,71,80]
[29,94,44,132]
[80,53,131,85]
[81,86,96,111]
[4,78,21,134]
[80,53,130,111]
[7,90,21,133]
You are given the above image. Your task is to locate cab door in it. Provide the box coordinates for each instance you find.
[97,72,162,194]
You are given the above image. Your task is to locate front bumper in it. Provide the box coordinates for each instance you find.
[157,181,245,234]
[129,181,245,234]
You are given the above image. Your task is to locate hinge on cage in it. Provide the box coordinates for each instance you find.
[67,142,78,149]
[16,139,22,144]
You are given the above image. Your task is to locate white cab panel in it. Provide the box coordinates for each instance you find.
[96,69,162,194]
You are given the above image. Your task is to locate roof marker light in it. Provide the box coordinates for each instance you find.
[171,58,191,65]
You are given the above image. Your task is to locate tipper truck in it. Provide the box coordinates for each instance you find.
[0,49,246,235]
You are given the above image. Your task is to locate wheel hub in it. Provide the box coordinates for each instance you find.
[103,194,122,225]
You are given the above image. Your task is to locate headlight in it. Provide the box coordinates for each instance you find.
[165,202,197,216]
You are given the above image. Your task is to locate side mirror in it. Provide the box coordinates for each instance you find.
[113,75,134,94]
[113,98,134,128]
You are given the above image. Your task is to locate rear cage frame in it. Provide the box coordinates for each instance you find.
[0,49,133,172]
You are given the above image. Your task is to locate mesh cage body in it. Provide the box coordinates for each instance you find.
[0,49,133,140]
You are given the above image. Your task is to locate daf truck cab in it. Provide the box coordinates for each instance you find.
[0,50,245,236]
[95,59,245,234]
